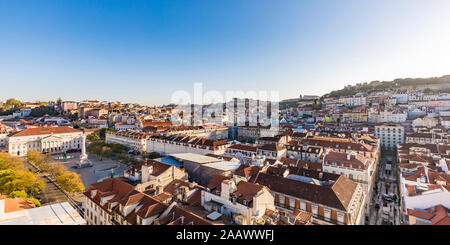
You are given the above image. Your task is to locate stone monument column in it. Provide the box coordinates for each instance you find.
[80,134,88,161]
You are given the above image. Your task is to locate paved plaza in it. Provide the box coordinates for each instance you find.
[56,152,130,190]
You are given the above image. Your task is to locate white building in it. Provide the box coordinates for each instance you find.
[399,166,450,223]
[146,135,229,156]
[114,122,136,131]
[202,175,275,225]
[412,117,438,128]
[0,123,13,147]
[7,126,83,156]
[368,109,407,123]
[339,96,367,107]
[322,150,377,217]
[375,123,405,150]
[105,130,152,154]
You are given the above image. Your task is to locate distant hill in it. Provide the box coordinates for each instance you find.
[323,75,450,98]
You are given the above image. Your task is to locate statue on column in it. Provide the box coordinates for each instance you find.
[78,134,92,167]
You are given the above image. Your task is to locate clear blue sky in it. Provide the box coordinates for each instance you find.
[1,0,450,105]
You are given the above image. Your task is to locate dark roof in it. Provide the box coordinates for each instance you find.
[252,173,358,211]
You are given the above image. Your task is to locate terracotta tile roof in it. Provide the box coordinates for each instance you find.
[407,205,450,225]
[127,159,173,177]
[234,165,262,178]
[280,157,323,171]
[207,174,231,192]
[252,173,358,211]
[83,177,136,214]
[141,121,173,128]
[287,167,340,181]
[231,181,264,206]
[161,179,204,206]
[259,143,285,152]
[292,209,313,225]
[324,151,368,167]
[9,126,81,137]
[3,198,35,213]
[159,205,213,225]
[301,136,375,153]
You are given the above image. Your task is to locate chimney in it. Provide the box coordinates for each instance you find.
[347,154,351,160]
[220,180,236,199]
[156,185,163,195]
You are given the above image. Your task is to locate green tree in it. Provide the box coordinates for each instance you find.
[41,162,67,177]
[0,169,45,196]
[30,106,58,117]
[8,190,28,198]
[56,172,84,193]
[27,198,41,207]
[146,152,161,159]
[98,128,112,139]
[5,98,23,109]
[26,150,49,167]
[88,133,101,142]
[110,144,126,154]
[0,152,26,171]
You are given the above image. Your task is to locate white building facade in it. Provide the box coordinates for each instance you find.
[7,126,83,156]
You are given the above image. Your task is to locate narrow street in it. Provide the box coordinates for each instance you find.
[369,150,401,225]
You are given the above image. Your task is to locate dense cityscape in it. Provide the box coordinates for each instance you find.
[2,1,450,237]
[0,77,449,225]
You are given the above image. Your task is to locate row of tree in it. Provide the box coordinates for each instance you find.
[26,150,84,193]
[86,141,143,165]
[0,153,45,206]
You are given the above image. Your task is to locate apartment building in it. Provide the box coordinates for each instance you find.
[83,177,213,225]
[225,144,259,159]
[146,134,229,156]
[251,168,366,225]
[105,130,153,154]
[342,110,368,123]
[299,136,379,159]
[0,123,13,147]
[257,144,287,160]
[201,174,275,225]
[407,205,450,225]
[339,96,367,107]
[114,122,136,131]
[238,125,277,141]
[398,166,450,224]
[368,109,407,123]
[285,143,323,162]
[322,150,377,217]
[61,101,78,112]
[124,159,188,191]
[375,123,405,150]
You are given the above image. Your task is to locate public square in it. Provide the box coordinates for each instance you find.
[56,152,130,190]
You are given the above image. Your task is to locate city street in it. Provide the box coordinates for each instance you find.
[369,151,401,225]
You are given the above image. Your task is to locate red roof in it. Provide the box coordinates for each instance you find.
[9,126,81,137]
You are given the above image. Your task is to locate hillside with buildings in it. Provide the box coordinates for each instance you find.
[324,75,450,99]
